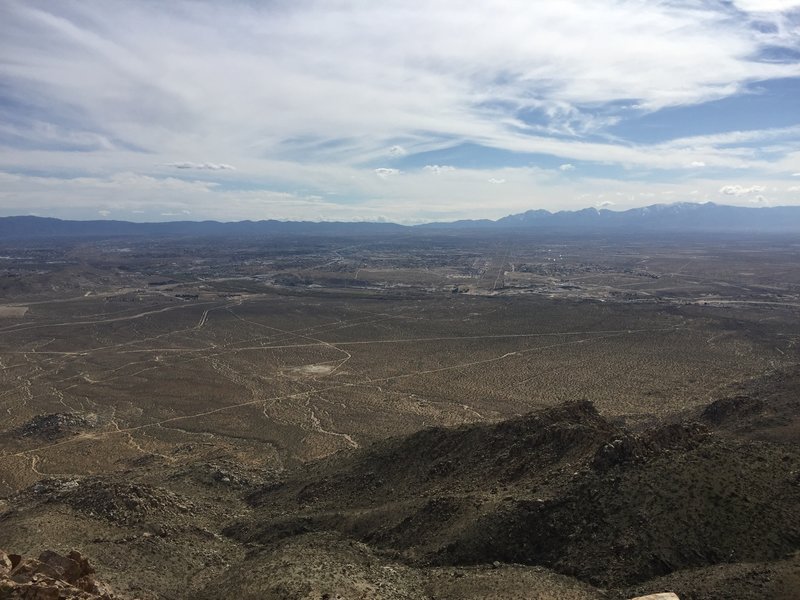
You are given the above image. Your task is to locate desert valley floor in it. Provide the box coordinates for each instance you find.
[1,232,799,599]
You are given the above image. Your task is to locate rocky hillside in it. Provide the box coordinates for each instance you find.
[2,373,800,599]
[0,549,125,599]
[224,396,800,598]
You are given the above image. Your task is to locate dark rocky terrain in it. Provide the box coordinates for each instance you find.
[2,378,799,598]
[217,388,800,599]
[0,548,124,599]
[18,414,99,442]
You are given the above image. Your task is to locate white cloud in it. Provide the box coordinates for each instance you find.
[732,0,800,12]
[598,200,615,207]
[166,162,236,170]
[788,185,800,192]
[374,168,400,178]
[559,163,575,171]
[388,145,407,157]
[424,165,456,174]
[98,209,111,217]
[687,161,706,168]
[488,178,506,184]
[719,184,767,195]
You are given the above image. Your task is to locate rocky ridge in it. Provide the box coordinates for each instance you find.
[0,549,125,599]
[2,374,800,599]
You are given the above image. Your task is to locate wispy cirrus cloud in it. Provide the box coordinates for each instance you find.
[0,1,799,221]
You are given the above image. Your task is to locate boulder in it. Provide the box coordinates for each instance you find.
[0,548,122,599]
[0,551,12,576]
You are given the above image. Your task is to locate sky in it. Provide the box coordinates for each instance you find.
[1,0,800,224]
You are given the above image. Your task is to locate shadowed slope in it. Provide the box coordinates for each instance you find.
[233,399,800,589]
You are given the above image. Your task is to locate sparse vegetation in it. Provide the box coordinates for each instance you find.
[1,232,799,598]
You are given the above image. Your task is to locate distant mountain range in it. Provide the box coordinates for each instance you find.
[2,202,800,238]
[420,202,800,232]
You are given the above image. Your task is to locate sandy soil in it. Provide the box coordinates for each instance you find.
[0,305,28,318]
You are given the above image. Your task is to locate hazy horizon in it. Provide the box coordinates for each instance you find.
[1,1,799,223]
[3,200,799,228]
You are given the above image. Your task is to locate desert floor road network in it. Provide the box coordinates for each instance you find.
[0,230,799,599]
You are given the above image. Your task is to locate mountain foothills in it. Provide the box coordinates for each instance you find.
[4,202,800,238]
